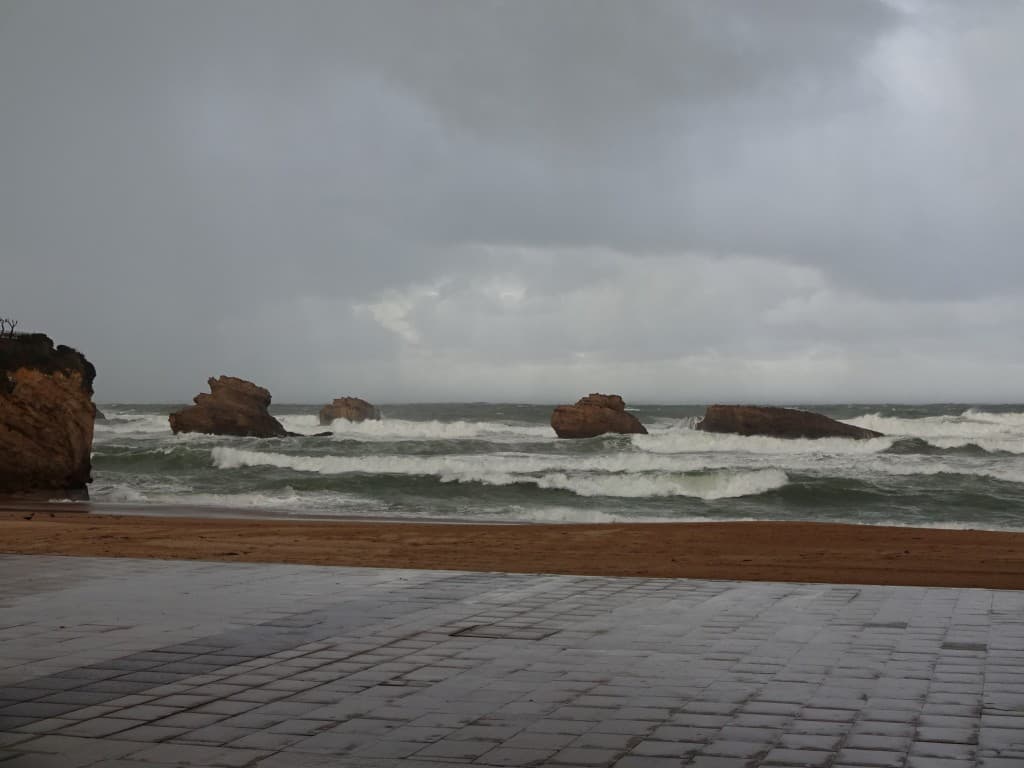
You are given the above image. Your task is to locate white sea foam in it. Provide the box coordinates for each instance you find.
[856,519,1024,532]
[857,456,1024,485]
[93,412,173,436]
[99,411,555,443]
[927,438,1024,454]
[209,446,787,499]
[633,429,895,456]
[90,482,383,513]
[212,446,729,476]
[499,506,645,523]
[279,414,553,441]
[520,468,788,500]
[846,412,1024,454]
[93,483,149,503]
[80,482,1024,529]
[498,506,757,523]
[274,414,320,433]
[962,409,1024,425]
[497,507,761,528]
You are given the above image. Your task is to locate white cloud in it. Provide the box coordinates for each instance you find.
[354,283,445,345]
[333,246,1024,402]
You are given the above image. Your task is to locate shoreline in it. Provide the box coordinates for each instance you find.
[8,499,1024,533]
[3,510,1024,589]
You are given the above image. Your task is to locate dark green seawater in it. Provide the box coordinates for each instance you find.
[89,403,1024,529]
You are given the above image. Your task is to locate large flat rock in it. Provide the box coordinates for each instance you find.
[698,404,883,440]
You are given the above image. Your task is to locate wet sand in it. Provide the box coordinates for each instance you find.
[2,510,1024,589]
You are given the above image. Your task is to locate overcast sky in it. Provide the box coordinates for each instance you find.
[2,0,1023,404]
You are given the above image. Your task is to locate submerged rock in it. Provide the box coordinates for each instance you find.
[0,333,97,497]
[696,405,883,440]
[169,376,287,438]
[551,393,648,439]
[318,396,380,425]
[94,406,106,420]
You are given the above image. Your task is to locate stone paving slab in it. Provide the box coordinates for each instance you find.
[1,554,1023,766]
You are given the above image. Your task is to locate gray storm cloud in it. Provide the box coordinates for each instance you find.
[1,1,1022,402]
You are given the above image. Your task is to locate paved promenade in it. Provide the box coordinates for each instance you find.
[0,555,1022,767]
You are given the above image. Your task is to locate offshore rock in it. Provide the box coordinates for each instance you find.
[575,393,626,411]
[170,376,286,438]
[696,405,883,440]
[551,393,648,439]
[0,333,97,497]
[318,397,380,425]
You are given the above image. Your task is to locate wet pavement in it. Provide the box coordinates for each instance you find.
[0,554,1022,767]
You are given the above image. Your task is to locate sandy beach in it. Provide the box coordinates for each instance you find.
[2,509,1024,589]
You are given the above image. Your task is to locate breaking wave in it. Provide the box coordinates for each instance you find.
[210,446,788,500]
[94,410,173,435]
[279,414,554,441]
[857,456,1024,485]
[89,483,386,515]
[633,430,895,455]
[212,446,726,475]
[517,468,788,500]
[845,410,1024,454]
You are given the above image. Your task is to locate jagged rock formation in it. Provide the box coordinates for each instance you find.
[551,393,648,439]
[318,397,380,425]
[94,406,106,420]
[696,405,884,440]
[169,376,286,438]
[0,334,97,496]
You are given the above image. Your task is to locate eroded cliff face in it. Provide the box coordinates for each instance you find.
[0,334,97,497]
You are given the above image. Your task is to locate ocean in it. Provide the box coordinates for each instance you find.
[89,403,1024,530]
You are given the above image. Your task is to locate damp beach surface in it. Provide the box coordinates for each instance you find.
[3,511,1024,590]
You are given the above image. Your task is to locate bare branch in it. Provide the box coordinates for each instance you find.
[0,318,19,338]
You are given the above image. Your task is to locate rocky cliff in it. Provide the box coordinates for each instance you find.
[169,376,287,438]
[551,393,648,439]
[0,334,97,497]
[696,405,883,440]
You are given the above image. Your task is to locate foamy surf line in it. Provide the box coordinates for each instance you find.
[26,500,1024,532]
[209,446,790,499]
[459,468,788,500]
[632,431,896,455]
[209,443,1024,488]
[845,411,1024,453]
[94,413,173,434]
[74,498,738,524]
[278,415,554,440]
[39,492,778,525]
